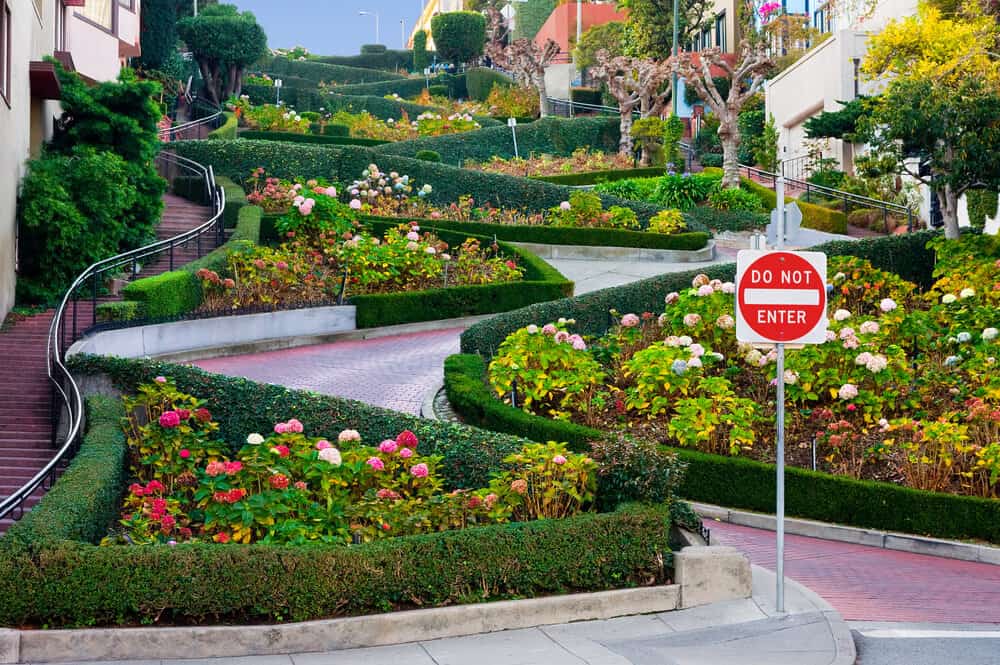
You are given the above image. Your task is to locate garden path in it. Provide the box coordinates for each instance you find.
[709,520,1000,624]
[0,193,215,533]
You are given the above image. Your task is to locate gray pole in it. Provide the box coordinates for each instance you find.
[672,0,680,116]
[775,173,786,615]
[193,0,198,16]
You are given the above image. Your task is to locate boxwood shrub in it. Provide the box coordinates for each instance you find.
[459,230,939,357]
[361,214,710,251]
[442,354,1000,544]
[263,56,406,84]
[238,130,388,147]
[740,175,848,234]
[0,363,672,627]
[466,67,513,100]
[333,77,430,98]
[206,111,237,140]
[313,50,413,71]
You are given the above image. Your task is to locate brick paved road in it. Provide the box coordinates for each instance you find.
[191,328,463,415]
[709,521,1000,624]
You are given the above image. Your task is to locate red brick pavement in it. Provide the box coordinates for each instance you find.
[709,520,1000,624]
[191,328,464,415]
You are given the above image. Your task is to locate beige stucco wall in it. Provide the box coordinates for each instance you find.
[0,0,57,321]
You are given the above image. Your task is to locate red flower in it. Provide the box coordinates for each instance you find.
[145,480,164,494]
[505,260,517,270]
[129,483,145,497]
[176,409,191,420]
[158,411,181,429]
[269,474,290,490]
[227,488,246,503]
[214,532,230,544]
[272,445,291,458]
[467,496,482,509]
[381,522,391,531]
[846,404,857,412]
[224,461,243,475]
[179,448,191,459]
[396,430,418,449]
[294,481,307,490]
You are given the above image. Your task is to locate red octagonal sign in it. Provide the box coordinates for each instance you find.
[736,250,828,344]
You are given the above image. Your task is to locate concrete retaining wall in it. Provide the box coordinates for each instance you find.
[67,306,357,360]
[509,240,716,263]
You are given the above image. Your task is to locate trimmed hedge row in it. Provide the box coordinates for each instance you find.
[466,67,513,100]
[532,166,664,186]
[313,50,414,71]
[375,116,621,165]
[1,397,127,551]
[333,77,430,98]
[263,56,407,84]
[0,363,670,627]
[238,130,388,147]
[741,176,848,234]
[442,355,1000,544]
[170,140,683,228]
[460,230,939,356]
[206,112,237,140]
[361,214,711,251]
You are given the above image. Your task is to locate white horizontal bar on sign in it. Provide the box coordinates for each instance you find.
[743,288,820,306]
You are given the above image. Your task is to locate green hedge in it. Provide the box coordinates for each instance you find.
[459,230,940,357]
[1,397,127,551]
[532,167,663,186]
[0,364,670,627]
[442,354,1000,544]
[570,87,603,106]
[466,67,513,101]
[216,174,247,228]
[95,300,143,322]
[171,140,680,227]
[263,56,406,84]
[238,130,389,146]
[966,189,998,228]
[322,123,350,137]
[206,111,237,140]
[361,214,710,251]
[333,77,430,98]
[741,176,848,234]
[684,205,769,232]
[375,116,621,165]
[314,50,414,71]
[171,176,211,205]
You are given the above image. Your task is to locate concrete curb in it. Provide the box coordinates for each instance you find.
[16,586,682,663]
[419,379,444,420]
[751,566,857,665]
[509,239,716,264]
[694,501,1000,566]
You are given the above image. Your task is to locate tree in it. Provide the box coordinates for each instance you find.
[412,30,430,71]
[176,4,268,105]
[485,9,561,116]
[139,0,179,72]
[431,11,487,66]
[859,3,1000,238]
[672,42,771,187]
[573,21,626,72]
[590,52,672,155]
[803,97,870,141]
[617,0,714,59]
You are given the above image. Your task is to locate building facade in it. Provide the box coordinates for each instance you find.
[0,0,139,321]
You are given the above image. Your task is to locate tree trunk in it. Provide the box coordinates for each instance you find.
[536,73,550,118]
[199,60,220,105]
[223,63,238,100]
[618,107,634,156]
[234,66,244,98]
[937,184,961,239]
[719,114,741,188]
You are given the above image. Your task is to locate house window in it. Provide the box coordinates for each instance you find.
[0,2,10,107]
[701,26,711,50]
[813,8,825,32]
[77,0,113,30]
[715,12,726,52]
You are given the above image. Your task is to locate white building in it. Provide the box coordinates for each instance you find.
[0,0,140,321]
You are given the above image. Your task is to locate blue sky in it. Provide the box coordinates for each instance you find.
[232,1,428,55]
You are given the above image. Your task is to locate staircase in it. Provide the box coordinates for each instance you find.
[0,191,215,533]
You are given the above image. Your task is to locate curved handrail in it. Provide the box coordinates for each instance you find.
[0,150,226,524]
[159,97,225,142]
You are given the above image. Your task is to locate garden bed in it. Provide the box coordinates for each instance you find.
[0,359,676,628]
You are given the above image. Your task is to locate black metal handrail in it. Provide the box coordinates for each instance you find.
[0,150,225,524]
[740,163,915,231]
[159,97,225,142]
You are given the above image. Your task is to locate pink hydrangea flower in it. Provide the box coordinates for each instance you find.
[338,429,361,443]
[154,376,167,384]
[838,383,859,400]
[552,455,567,465]
[379,439,398,454]
[325,186,337,197]
[316,439,332,450]
[410,463,429,478]
[367,457,385,471]
[396,430,418,449]
[859,321,880,335]
[554,331,570,344]
[179,449,191,459]
[621,313,640,327]
[399,447,414,459]
[559,201,572,210]
[542,323,557,335]
[689,343,705,357]
[159,411,180,428]
[286,419,304,433]
[683,313,702,328]
[665,292,680,305]
[697,285,715,297]
[205,461,226,477]
[349,199,362,210]
[716,315,735,329]
[274,422,288,434]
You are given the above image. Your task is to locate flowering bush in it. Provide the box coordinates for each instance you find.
[486,84,540,119]
[490,240,1000,499]
[647,209,687,234]
[546,191,640,230]
[109,381,597,546]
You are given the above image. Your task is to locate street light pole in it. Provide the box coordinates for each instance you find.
[672,0,679,116]
[401,19,406,49]
[359,10,381,45]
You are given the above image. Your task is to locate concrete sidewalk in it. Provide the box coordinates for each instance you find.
[67,567,854,665]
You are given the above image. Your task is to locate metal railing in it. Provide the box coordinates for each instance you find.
[740,163,915,231]
[546,96,641,119]
[0,151,226,524]
[159,98,225,142]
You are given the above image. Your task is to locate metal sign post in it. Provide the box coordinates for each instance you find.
[508,117,519,159]
[275,79,283,105]
[736,184,827,614]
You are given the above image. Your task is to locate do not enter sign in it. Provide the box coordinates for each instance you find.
[736,250,828,344]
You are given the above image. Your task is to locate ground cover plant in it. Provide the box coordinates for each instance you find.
[483,233,1000,499]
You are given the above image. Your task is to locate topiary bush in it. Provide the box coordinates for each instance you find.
[466,67,513,101]
[431,11,486,65]
[415,149,442,162]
